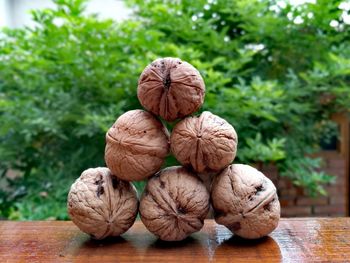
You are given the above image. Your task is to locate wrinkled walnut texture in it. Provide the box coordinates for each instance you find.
[140,166,210,241]
[211,164,280,239]
[137,57,205,122]
[105,110,169,181]
[67,167,138,239]
[171,111,237,173]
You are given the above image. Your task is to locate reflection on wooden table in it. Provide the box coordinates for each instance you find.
[0,218,349,262]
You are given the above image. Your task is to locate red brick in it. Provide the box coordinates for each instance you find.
[324,185,345,195]
[262,163,277,169]
[328,179,345,187]
[328,159,345,169]
[324,171,345,185]
[261,164,278,173]
[261,165,278,178]
[255,156,349,218]
[278,179,292,189]
[325,168,345,177]
[278,188,297,197]
[263,170,278,177]
[313,213,346,217]
[334,178,346,186]
[330,213,347,217]
[313,205,346,215]
[251,163,261,170]
[296,197,328,206]
[311,213,329,217]
[281,206,312,217]
[329,196,347,205]
[265,173,278,182]
[279,196,295,207]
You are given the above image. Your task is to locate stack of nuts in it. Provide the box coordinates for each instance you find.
[67,57,281,242]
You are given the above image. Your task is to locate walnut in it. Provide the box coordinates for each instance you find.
[137,57,205,122]
[139,166,210,241]
[170,111,237,173]
[105,110,169,181]
[211,164,280,239]
[67,167,138,240]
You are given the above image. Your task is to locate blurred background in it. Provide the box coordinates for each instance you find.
[0,0,349,220]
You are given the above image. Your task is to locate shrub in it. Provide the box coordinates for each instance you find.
[1,0,348,219]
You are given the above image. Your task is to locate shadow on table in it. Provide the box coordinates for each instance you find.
[83,235,127,247]
[142,234,208,260]
[213,235,282,262]
[59,233,136,260]
[60,230,208,261]
[149,236,197,248]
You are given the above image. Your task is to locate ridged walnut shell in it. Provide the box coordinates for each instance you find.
[67,167,138,239]
[105,110,169,181]
[137,57,205,122]
[170,111,237,173]
[140,166,210,241]
[211,164,280,239]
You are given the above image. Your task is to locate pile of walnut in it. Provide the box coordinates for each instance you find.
[67,57,280,242]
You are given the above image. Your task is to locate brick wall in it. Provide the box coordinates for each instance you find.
[261,152,348,217]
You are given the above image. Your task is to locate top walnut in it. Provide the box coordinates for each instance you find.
[137,57,205,122]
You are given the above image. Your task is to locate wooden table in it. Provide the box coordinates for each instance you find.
[0,218,349,262]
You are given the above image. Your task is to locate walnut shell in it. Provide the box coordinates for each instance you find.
[140,166,210,241]
[211,164,280,239]
[170,111,237,173]
[67,167,138,239]
[137,57,205,122]
[105,110,169,181]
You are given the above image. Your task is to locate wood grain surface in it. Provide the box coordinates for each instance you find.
[0,218,349,262]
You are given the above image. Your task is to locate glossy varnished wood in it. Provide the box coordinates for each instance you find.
[0,218,349,262]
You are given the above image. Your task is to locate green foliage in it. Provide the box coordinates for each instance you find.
[240,133,286,163]
[1,0,349,219]
[280,157,335,197]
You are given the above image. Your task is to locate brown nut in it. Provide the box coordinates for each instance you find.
[67,167,138,239]
[211,164,280,239]
[170,111,237,173]
[105,110,169,181]
[140,166,210,241]
[137,57,205,122]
